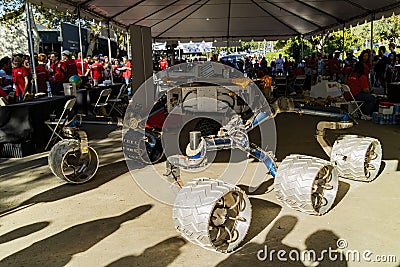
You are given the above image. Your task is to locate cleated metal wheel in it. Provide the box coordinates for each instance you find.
[330,135,382,182]
[274,154,338,215]
[173,178,252,253]
[123,129,164,164]
[49,139,99,184]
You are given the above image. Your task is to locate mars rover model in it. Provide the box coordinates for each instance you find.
[48,62,382,253]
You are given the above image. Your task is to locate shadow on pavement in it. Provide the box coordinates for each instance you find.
[331,181,350,211]
[238,178,274,196]
[0,205,152,266]
[242,198,281,245]
[218,215,304,266]
[304,230,348,267]
[376,161,387,179]
[0,160,132,215]
[106,236,186,267]
[0,156,48,177]
[217,215,349,266]
[81,124,119,141]
[0,222,50,244]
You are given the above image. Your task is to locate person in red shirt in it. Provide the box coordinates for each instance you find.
[287,63,305,95]
[50,52,66,94]
[11,56,29,101]
[346,61,376,116]
[328,51,341,81]
[62,50,78,81]
[122,57,132,95]
[75,52,89,76]
[122,57,132,83]
[159,57,168,70]
[306,53,318,84]
[358,49,372,78]
[34,58,51,93]
[90,56,104,86]
[112,59,123,83]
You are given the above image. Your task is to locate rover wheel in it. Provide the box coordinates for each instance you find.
[331,135,382,182]
[49,139,99,184]
[274,154,338,215]
[173,178,252,253]
[123,129,164,164]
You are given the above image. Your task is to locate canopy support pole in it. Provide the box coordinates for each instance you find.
[370,13,375,53]
[77,5,85,77]
[107,20,114,84]
[129,25,152,94]
[227,0,231,50]
[342,23,345,63]
[26,1,38,94]
[127,32,131,59]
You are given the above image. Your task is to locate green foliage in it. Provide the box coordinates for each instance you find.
[264,51,282,62]
[241,40,269,53]
[375,13,400,43]
[0,0,130,53]
[0,0,25,26]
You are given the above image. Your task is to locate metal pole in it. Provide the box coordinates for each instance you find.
[342,23,345,63]
[127,32,131,59]
[263,41,266,56]
[77,5,85,76]
[301,36,304,59]
[370,13,374,54]
[107,20,114,84]
[25,1,38,94]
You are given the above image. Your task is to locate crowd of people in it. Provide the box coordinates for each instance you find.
[0,51,133,104]
[1,44,398,116]
[217,43,398,116]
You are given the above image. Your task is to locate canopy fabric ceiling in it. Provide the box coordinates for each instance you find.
[30,0,400,41]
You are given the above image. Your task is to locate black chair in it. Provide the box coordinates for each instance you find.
[91,88,112,116]
[45,98,77,149]
[274,76,288,97]
[107,83,129,116]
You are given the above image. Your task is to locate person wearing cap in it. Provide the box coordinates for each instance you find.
[62,50,78,81]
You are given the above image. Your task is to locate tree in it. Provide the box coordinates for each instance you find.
[0,0,25,27]
[374,14,400,44]
[1,0,128,57]
[275,36,312,61]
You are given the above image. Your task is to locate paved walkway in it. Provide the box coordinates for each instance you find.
[0,114,399,266]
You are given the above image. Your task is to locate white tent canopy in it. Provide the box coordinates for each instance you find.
[30,0,400,41]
